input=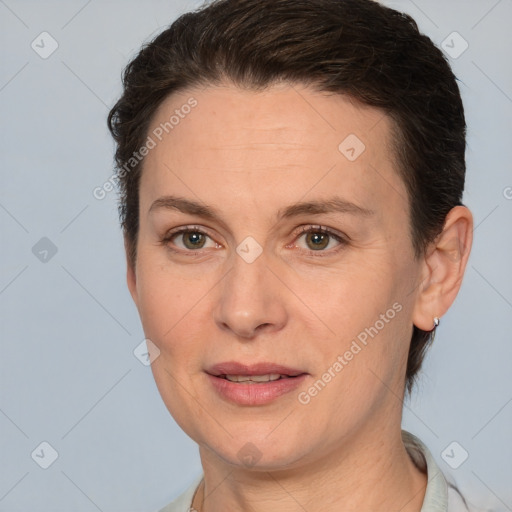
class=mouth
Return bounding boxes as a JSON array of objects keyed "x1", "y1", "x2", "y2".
[
  {"x1": 216, "y1": 373, "x2": 301, "y2": 383},
  {"x1": 205, "y1": 363, "x2": 308, "y2": 405},
  {"x1": 205, "y1": 361, "x2": 307, "y2": 380}
]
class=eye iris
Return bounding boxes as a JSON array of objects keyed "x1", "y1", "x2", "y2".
[
  {"x1": 183, "y1": 232, "x2": 205, "y2": 249},
  {"x1": 306, "y1": 232, "x2": 329, "y2": 250}
]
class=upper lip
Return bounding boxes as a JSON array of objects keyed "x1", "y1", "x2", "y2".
[{"x1": 206, "y1": 361, "x2": 306, "y2": 377}]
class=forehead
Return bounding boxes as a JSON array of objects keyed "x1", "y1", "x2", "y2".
[
  {"x1": 145, "y1": 83, "x2": 393, "y2": 160},
  {"x1": 139, "y1": 83, "x2": 407, "y2": 222}
]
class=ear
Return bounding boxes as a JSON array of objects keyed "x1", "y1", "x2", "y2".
[
  {"x1": 124, "y1": 235, "x2": 139, "y2": 308},
  {"x1": 412, "y1": 206, "x2": 473, "y2": 331}
]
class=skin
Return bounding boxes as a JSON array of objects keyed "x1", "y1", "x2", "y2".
[{"x1": 126, "y1": 82, "x2": 473, "y2": 512}]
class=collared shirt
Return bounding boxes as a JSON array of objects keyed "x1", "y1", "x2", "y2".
[{"x1": 156, "y1": 430, "x2": 480, "y2": 512}]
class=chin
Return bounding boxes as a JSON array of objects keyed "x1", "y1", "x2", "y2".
[{"x1": 200, "y1": 430, "x2": 309, "y2": 470}]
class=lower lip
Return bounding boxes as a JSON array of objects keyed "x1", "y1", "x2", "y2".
[{"x1": 206, "y1": 373, "x2": 307, "y2": 405}]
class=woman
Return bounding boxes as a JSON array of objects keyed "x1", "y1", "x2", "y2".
[{"x1": 108, "y1": 0, "x2": 478, "y2": 510}]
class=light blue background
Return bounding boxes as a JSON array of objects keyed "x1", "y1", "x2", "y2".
[{"x1": 1, "y1": 1, "x2": 511, "y2": 510}]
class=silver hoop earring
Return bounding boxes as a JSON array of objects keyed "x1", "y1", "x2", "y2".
[{"x1": 433, "y1": 317, "x2": 440, "y2": 328}]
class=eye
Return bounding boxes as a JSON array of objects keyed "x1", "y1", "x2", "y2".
[
  {"x1": 162, "y1": 227, "x2": 220, "y2": 252},
  {"x1": 293, "y1": 225, "x2": 347, "y2": 255},
  {"x1": 161, "y1": 225, "x2": 347, "y2": 257}
]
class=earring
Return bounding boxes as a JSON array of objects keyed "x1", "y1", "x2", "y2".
[{"x1": 433, "y1": 317, "x2": 440, "y2": 328}]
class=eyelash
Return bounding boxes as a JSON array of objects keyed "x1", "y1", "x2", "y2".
[{"x1": 160, "y1": 225, "x2": 348, "y2": 258}]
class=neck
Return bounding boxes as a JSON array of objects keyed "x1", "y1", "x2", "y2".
[{"x1": 194, "y1": 426, "x2": 427, "y2": 512}]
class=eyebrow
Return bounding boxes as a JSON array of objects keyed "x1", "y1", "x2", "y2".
[{"x1": 148, "y1": 195, "x2": 374, "y2": 221}]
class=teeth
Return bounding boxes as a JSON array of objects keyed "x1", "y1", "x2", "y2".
[{"x1": 225, "y1": 374, "x2": 284, "y2": 382}]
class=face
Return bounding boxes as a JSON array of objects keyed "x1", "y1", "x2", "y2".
[{"x1": 128, "y1": 83, "x2": 424, "y2": 471}]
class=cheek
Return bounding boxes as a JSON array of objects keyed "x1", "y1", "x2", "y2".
[
  {"x1": 133, "y1": 257, "x2": 221, "y2": 387},
  {"x1": 313, "y1": 262, "x2": 394, "y2": 333},
  {"x1": 135, "y1": 262, "x2": 190, "y2": 351},
  {"x1": 135, "y1": 244, "x2": 198, "y2": 321},
  {"x1": 136, "y1": 263, "x2": 209, "y2": 426},
  {"x1": 315, "y1": 257, "x2": 415, "y2": 378}
]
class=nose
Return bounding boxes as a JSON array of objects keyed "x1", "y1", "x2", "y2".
[{"x1": 213, "y1": 249, "x2": 288, "y2": 339}]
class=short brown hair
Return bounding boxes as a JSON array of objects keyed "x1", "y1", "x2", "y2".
[{"x1": 108, "y1": 0, "x2": 466, "y2": 394}]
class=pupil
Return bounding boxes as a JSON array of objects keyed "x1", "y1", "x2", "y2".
[{"x1": 307, "y1": 232, "x2": 328, "y2": 250}]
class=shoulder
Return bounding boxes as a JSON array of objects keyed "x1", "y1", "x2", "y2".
[
  {"x1": 447, "y1": 478, "x2": 495, "y2": 512},
  {"x1": 402, "y1": 430, "x2": 493, "y2": 512},
  {"x1": 155, "y1": 474, "x2": 203, "y2": 512},
  {"x1": 447, "y1": 482, "x2": 473, "y2": 512}
]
